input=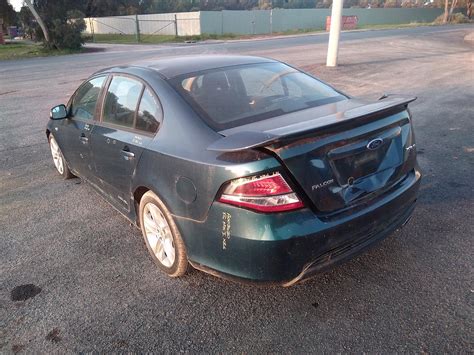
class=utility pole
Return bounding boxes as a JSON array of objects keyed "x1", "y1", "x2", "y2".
[
  {"x1": 135, "y1": 14, "x2": 140, "y2": 43},
  {"x1": 326, "y1": 0, "x2": 343, "y2": 67},
  {"x1": 174, "y1": 13, "x2": 178, "y2": 37},
  {"x1": 270, "y1": 8, "x2": 273, "y2": 34},
  {"x1": 89, "y1": 18, "x2": 95, "y2": 43}
]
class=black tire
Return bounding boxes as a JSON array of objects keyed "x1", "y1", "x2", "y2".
[
  {"x1": 48, "y1": 134, "x2": 74, "y2": 179},
  {"x1": 139, "y1": 191, "x2": 188, "y2": 277}
]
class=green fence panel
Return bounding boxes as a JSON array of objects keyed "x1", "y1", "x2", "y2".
[
  {"x1": 342, "y1": 8, "x2": 446, "y2": 25},
  {"x1": 201, "y1": 8, "x2": 460, "y2": 35},
  {"x1": 272, "y1": 9, "x2": 328, "y2": 32},
  {"x1": 200, "y1": 11, "x2": 223, "y2": 35}
]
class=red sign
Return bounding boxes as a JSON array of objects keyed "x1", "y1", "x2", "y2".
[{"x1": 326, "y1": 15, "x2": 359, "y2": 31}]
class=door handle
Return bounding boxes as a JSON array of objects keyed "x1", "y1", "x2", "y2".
[
  {"x1": 121, "y1": 149, "x2": 135, "y2": 160},
  {"x1": 79, "y1": 134, "x2": 88, "y2": 144}
]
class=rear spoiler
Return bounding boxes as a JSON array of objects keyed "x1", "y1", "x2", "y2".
[{"x1": 207, "y1": 96, "x2": 416, "y2": 152}]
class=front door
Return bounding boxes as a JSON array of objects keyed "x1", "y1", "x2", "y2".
[{"x1": 58, "y1": 76, "x2": 107, "y2": 178}]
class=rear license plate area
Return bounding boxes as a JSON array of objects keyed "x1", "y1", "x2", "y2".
[{"x1": 332, "y1": 144, "x2": 393, "y2": 185}]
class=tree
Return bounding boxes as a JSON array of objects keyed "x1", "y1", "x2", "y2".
[
  {"x1": 0, "y1": 0, "x2": 17, "y2": 27},
  {"x1": 23, "y1": 0, "x2": 87, "y2": 49},
  {"x1": 48, "y1": 10, "x2": 86, "y2": 49},
  {"x1": 84, "y1": 0, "x2": 142, "y2": 16},
  {"x1": 24, "y1": 0, "x2": 50, "y2": 42},
  {"x1": 19, "y1": 6, "x2": 36, "y2": 39},
  {"x1": 448, "y1": 0, "x2": 459, "y2": 16},
  {"x1": 442, "y1": 0, "x2": 464, "y2": 22}
]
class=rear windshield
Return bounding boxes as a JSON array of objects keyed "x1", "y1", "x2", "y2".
[{"x1": 170, "y1": 62, "x2": 346, "y2": 130}]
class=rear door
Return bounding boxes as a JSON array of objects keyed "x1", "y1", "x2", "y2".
[
  {"x1": 58, "y1": 76, "x2": 107, "y2": 177},
  {"x1": 90, "y1": 75, "x2": 162, "y2": 212}
]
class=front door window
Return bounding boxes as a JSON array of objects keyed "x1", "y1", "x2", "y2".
[{"x1": 70, "y1": 76, "x2": 106, "y2": 120}]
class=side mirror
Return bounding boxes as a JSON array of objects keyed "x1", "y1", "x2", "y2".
[{"x1": 50, "y1": 104, "x2": 68, "y2": 120}]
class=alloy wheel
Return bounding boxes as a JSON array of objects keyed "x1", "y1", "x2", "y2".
[
  {"x1": 49, "y1": 136, "x2": 64, "y2": 175},
  {"x1": 143, "y1": 202, "x2": 176, "y2": 268}
]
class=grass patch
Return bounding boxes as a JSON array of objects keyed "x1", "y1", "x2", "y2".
[
  {"x1": 84, "y1": 32, "x2": 238, "y2": 44},
  {"x1": 356, "y1": 22, "x2": 434, "y2": 30},
  {"x1": 0, "y1": 42, "x2": 81, "y2": 60},
  {"x1": 85, "y1": 33, "x2": 173, "y2": 44},
  {"x1": 182, "y1": 33, "x2": 238, "y2": 41},
  {"x1": 276, "y1": 28, "x2": 325, "y2": 35}
]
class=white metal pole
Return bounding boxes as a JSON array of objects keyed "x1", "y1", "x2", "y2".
[
  {"x1": 270, "y1": 9, "x2": 273, "y2": 35},
  {"x1": 326, "y1": 0, "x2": 344, "y2": 67}
]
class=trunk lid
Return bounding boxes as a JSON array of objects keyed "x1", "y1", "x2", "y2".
[{"x1": 209, "y1": 96, "x2": 417, "y2": 213}]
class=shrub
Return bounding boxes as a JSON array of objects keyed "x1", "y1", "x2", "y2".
[
  {"x1": 450, "y1": 12, "x2": 470, "y2": 23},
  {"x1": 434, "y1": 12, "x2": 470, "y2": 24},
  {"x1": 45, "y1": 10, "x2": 86, "y2": 50}
]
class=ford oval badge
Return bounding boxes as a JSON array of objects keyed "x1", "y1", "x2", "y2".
[{"x1": 367, "y1": 138, "x2": 383, "y2": 150}]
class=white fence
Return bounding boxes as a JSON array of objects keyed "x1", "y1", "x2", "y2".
[{"x1": 84, "y1": 12, "x2": 200, "y2": 37}]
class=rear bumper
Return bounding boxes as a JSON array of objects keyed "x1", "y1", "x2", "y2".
[
  {"x1": 282, "y1": 199, "x2": 415, "y2": 286},
  {"x1": 176, "y1": 168, "x2": 421, "y2": 285}
]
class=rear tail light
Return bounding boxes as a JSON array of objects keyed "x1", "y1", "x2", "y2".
[{"x1": 218, "y1": 172, "x2": 304, "y2": 213}]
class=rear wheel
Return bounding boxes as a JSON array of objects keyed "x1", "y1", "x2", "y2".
[
  {"x1": 49, "y1": 135, "x2": 74, "y2": 179},
  {"x1": 139, "y1": 191, "x2": 188, "y2": 277}
]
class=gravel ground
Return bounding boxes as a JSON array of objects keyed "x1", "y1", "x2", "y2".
[{"x1": 1, "y1": 26, "x2": 473, "y2": 353}]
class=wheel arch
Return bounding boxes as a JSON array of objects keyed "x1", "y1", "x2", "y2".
[
  {"x1": 133, "y1": 185, "x2": 151, "y2": 226},
  {"x1": 132, "y1": 185, "x2": 191, "y2": 265}
]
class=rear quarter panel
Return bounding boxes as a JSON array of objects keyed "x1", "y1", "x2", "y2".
[{"x1": 130, "y1": 73, "x2": 281, "y2": 222}]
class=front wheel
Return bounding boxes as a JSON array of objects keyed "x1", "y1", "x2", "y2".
[
  {"x1": 139, "y1": 191, "x2": 188, "y2": 277},
  {"x1": 49, "y1": 135, "x2": 74, "y2": 179}
]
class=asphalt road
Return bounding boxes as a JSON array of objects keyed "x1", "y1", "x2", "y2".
[{"x1": 1, "y1": 25, "x2": 473, "y2": 353}]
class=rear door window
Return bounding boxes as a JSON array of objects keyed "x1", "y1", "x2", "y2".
[
  {"x1": 136, "y1": 88, "x2": 161, "y2": 134},
  {"x1": 102, "y1": 76, "x2": 143, "y2": 128},
  {"x1": 70, "y1": 76, "x2": 106, "y2": 120}
]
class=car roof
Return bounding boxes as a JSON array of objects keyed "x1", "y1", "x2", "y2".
[{"x1": 97, "y1": 55, "x2": 277, "y2": 80}]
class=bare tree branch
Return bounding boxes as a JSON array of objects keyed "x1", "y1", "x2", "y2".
[
  {"x1": 443, "y1": 0, "x2": 449, "y2": 23},
  {"x1": 449, "y1": 0, "x2": 458, "y2": 17},
  {"x1": 24, "y1": 0, "x2": 50, "y2": 43}
]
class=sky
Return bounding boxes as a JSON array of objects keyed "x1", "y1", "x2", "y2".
[{"x1": 8, "y1": 0, "x2": 23, "y2": 11}]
